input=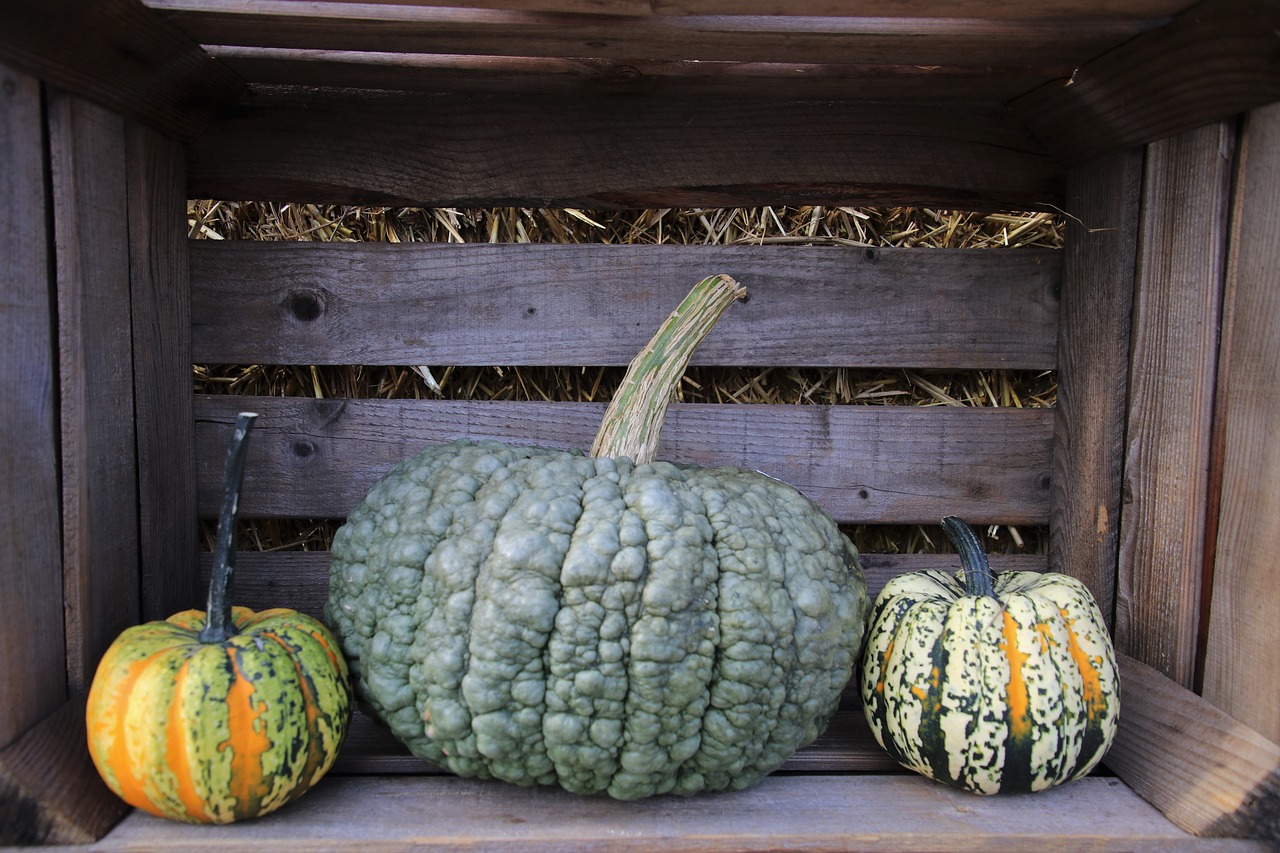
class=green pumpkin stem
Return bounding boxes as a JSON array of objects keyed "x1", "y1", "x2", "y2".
[
  {"x1": 591, "y1": 274, "x2": 746, "y2": 464},
  {"x1": 941, "y1": 515, "x2": 999, "y2": 600},
  {"x1": 199, "y1": 412, "x2": 258, "y2": 644}
]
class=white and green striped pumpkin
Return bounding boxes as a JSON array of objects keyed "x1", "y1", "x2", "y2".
[
  {"x1": 86, "y1": 414, "x2": 352, "y2": 823},
  {"x1": 859, "y1": 517, "x2": 1119, "y2": 795}
]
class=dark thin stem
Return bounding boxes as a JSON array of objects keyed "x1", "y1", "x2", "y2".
[
  {"x1": 941, "y1": 515, "x2": 998, "y2": 600},
  {"x1": 199, "y1": 412, "x2": 258, "y2": 644}
]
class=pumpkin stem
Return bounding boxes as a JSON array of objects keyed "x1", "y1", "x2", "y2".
[
  {"x1": 199, "y1": 412, "x2": 258, "y2": 644},
  {"x1": 942, "y1": 516, "x2": 999, "y2": 600},
  {"x1": 591, "y1": 274, "x2": 746, "y2": 463}
]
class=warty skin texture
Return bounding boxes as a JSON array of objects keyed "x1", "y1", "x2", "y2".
[{"x1": 326, "y1": 439, "x2": 868, "y2": 800}]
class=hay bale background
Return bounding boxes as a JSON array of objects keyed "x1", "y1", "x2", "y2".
[{"x1": 190, "y1": 201, "x2": 1061, "y2": 557}]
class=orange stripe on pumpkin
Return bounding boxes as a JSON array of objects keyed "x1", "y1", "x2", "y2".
[
  {"x1": 999, "y1": 610, "x2": 1032, "y2": 741},
  {"x1": 95, "y1": 648, "x2": 173, "y2": 818},
  {"x1": 1061, "y1": 608, "x2": 1108, "y2": 722},
  {"x1": 220, "y1": 647, "x2": 273, "y2": 818},
  {"x1": 165, "y1": 658, "x2": 210, "y2": 822}
]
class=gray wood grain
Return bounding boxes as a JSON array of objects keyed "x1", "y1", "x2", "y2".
[
  {"x1": 0, "y1": 64, "x2": 66, "y2": 747},
  {"x1": 191, "y1": 242, "x2": 1060, "y2": 369},
  {"x1": 1012, "y1": 0, "x2": 1280, "y2": 165},
  {"x1": 127, "y1": 121, "x2": 202, "y2": 620},
  {"x1": 1203, "y1": 101, "x2": 1280, "y2": 744},
  {"x1": 0, "y1": 0, "x2": 243, "y2": 140},
  {"x1": 1117, "y1": 123, "x2": 1233, "y2": 688},
  {"x1": 95, "y1": 774, "x2": 1217, "y2": 851},
  {"x1": 186, "y1": 90, "x2": 1060, "y2": 210},
  {"x1": 1048, "y1": 151, "x2": 1143, "y2": 630},
  {"x1": 150, "y1": 2, "x2": 1151, "y2": 70},
  {"x1": 48, "y1": 90, "x2": 141, "y2": 692},
  {"x1": 193, "y1": 395, "x2": 1054, "y2": 525}
]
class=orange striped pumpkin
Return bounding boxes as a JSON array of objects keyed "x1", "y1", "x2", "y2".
[
  {"x1": 86, "y1": 414, "x2": 351, "y2": 823},
  {"x1": 859, "y1": 516, "x2": 1119, "y2": 795}
]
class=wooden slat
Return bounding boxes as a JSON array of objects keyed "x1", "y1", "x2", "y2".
[
  {"x1": 48, "y1": 91, "x2": 141, "y2": 694},
  {"x1": 149, "y1": 2, "x2": 1154, "y2": 71},
  {"x1": 92, "y1": 774, "x2": 1240, "y2": 851},
  {"x1": 193, "y1": 396, "x2": 1055, "y2": 525},
  {"x1": 1203, "y1": 101, "x2": 1280, "y2": 744},
  {"x1": 209, "y1": 48, "x2": 1049, "y2": 102},
  {"x1": 1114, "y1": 123, "x2": 1233, "y2": 687},
  {"x1": 0, "y1": 698, "x2": 130, "y2": 845},
  {"x1": 187, "y1": 90, "x2": 1060, "y2": 210},
  {"x1": 297, "y1": 0, "x2": 1194, "y2": 16},
  {"x1": 1012, "y1": 0, "x2": 1280, "y2": 165},
  {"x1": 127, "y1": 121, "x2": 202, "y2": 621},
  {"x1": 1048, "y1": 151, "x2": 1143, "y2": 628},
  {"x1": 0, "y1": 64, "x2": 66, "y2": 747},
  {"x1": 1106, "y1": 653, "x2": 1280, "y2": 840},
  {"x1": 190, "y1": 243, "x2": 1060, "y2": 369},
  {"x1": 0, "y1": 0, "x2": 243, "y2": 141}
]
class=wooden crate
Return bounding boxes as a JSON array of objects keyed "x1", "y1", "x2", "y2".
[{"x1": 2, "y1": 0, "x2": 1278, "y2": 848}]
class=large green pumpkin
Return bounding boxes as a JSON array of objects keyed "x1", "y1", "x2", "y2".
[
  {"x1": 325, "y1": 276, "x2": 868, "y2": 800},
  {"x1": 859, "y1": 516, "x2": 1119, "y2": 795}
]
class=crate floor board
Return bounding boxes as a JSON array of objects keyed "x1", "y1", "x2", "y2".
[{"x1": 82, "y1": 775, "x2": 1266, "y2": 852}]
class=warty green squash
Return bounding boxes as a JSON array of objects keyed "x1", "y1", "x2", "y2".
[
  {"x1": 325, "y1": 275, "x2": 868, "y2": 800},
  {"x1": 859, "y1": 516, "x2": 1119, "y2": 795},
  {"x1": 86, "y1": 414, "x2": 352, "y2": 823}
]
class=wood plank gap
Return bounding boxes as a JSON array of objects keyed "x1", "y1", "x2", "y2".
[
  {"x1": 1115, "y1": 122, "x2": 1233, "y2": 686},
  {"x1": 190, "y1": 242, "x2": 1061, "y2": 369}
]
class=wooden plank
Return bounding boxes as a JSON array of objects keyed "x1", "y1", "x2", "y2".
[
  {"x1": 1106, "y1": 653, "x2": 1280, "y2": 841},
  {"x1": 192, "y1": 395, "x2": 1055, "y2": 525},
  {"x1": 0, "y1": 698, "x2": 130, "y2": 845},
  {"x1": 209, "y1": 48, "x2": 1049, "y2": 102},
  {"x1": 0, "y1": 64, "x2": 66, "y2": 747},
  {"x1": 1203, "y1": 101, "x2": 1280, "y2": 744},
  {"x1": 186, "y1": 90, "x2": 1060, "y2": 210},
  {"x1": 0, "y1": 0, "x2": 243, "y2": 141},
  {"x1": 1115, "y1": 123, "x2": 1233, "y2": 686},
  {"x1": 190, "y1": 243, "x2": 1061, "y2": 369},
  {"x1": 299, "y1": 0, "x2": 1194, "y2": 16},
  {"x1": 126, "y1": 121, "x2": 202, "y2": 621},
  {"x1": 92, "y1": 774, "x2": 1242, "y2": 851},
  {"x1": 1048, "y1": 150, "x2": 1143, "y2": 627},
  {"x1": 48, "y1": 91, "x2": 141, "y2": 694},
  {"x1": 149, "y1": 1, "x2": 1154, "y2": 71},
  {"x1": 1012, "y1": 0, "x2": 1280, "y2": 165}
]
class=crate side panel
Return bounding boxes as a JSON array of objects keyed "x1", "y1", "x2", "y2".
[
  {"x1": 0, "y1": 64, "x2": 66, "y2": 746},
  {"x1": 48, "y1": 90, "x2": 141, "y2": 692},
  {"x1": 127, "y1": 121, "x2": 201, "y2": 620},
  {"x1": 1049, "y1": 150, "x2": 1143, "y2": 627},
  {"x1": 1204, "y1": 100, "x2": 1280, "y2": 744},
  {"x1": 1117, "y1": 121, "x2": 1233, "y2": 687},
  {"x1": 191, "y1": 243, "x2": 1060, "y2": 369},
  {"x1": 186, "y1": 91, "x2": 1060, "y2": 210}
]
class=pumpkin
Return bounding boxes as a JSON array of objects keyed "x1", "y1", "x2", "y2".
[
  {"x1": 325, "y1": 275, "x2": 868, "y2": 800},
  {"x1": 86, "y1": 414, "x2": 352, "y2": 823},
  {"x1": 859, "y1": 516, "x2": 1119, "y2": 795}
]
